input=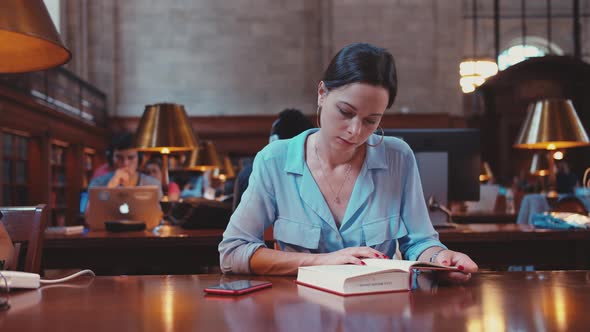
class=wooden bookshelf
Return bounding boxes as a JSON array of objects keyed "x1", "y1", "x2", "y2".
[
  {"x1": 0, "y1": 130, "x2": 30, "y2": 206},
  {"x1": 0, "y1": 68, "x2": 109, "y2": 226}
]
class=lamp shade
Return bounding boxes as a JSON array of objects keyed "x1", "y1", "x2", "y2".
[
  {"x1": 185, "y1": 140, "x2": 222, "y2": 171},
  {"x1": 135, "y1": 103, "x2": 198, "y2": 153},
  {"x1": 514, "y1": 99, "x2": 590, "y2": 149},
  {"x1": 529, "y1": 152, "x2": 550, "y2": 176},
  {"x1": 479, "y1": 161, "x2": 494, "y2": 182},
  {"x1": 0, "y1": 0, "x2": 71, "y2": 73},
  {"x1": 215, "y1": 156, "x2": 236, "y2": 180}
]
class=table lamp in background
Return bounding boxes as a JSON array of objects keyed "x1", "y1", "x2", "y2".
[
  {"x1": 185, "y1": 140, "x2": 223, "y2": 199},
  {"x1": 185, "y1": 140, "x2": 222, "y2": 172},
  {"x1": 479, "y1": 161, "x2": 494, "y2": 183},
  {"x1": 514, "y1": 99, "x2": 590, "y2": 197},
  {"x1": 216, "y1": 156, "x2": 236, "y2": 181},
  {"x1": 529, "y1": 152, "x2": 550, "y2": 177},
  {"x1": 1, "y1": 1, "x2": 71, "y2": 226},
  {"x1": 135, "y1": 103, "x2": 198, "y2": 211},
  {"x1": 0, "y1": 0, "x2": 71, "y2": 73},
  {"x1": 529, "y1": 151, "x2": 550, "y2": 193}
]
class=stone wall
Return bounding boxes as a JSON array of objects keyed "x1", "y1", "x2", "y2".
[{"x1": 61, "y1": 0, "x2": 589, "y2": 117}]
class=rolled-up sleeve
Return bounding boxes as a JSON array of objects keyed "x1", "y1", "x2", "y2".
[
  {"x1": 397, "y1": 150, "x2": 446, "y2": 261},
  {"x1": 219, "y1": 152, "x2": 277, "y2": 274}
]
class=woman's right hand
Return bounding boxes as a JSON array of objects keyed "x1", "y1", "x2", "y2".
[{"x1": 312, "y1": 247, "x2": 388, "y2": 266}]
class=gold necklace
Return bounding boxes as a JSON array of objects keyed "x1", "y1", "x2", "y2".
[{"x1": 314, "y1": 140, "x2": 353, "y2": 204}]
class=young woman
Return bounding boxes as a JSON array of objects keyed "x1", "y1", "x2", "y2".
[
  {"x1": 144, "y1": 157, "x2": 181, "y2": 201},
  {"x1": 219, "y1": 43, "x2": 477, "y2": 282}
]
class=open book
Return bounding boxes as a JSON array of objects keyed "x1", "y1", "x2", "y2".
[{"x1": 296, "y1": 259, "x2": 457, "y2": 296}]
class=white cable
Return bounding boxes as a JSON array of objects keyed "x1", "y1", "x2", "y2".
[{"x1": 40, "y1": 269, "x2": 95, "y2": 284}]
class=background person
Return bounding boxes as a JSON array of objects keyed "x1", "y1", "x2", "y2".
[
  {"x1": 143, "y1": 157, "x2": 181, "y2": 201},
  {"x1": 233, "y1": 108, "x2": 314, "y2": 210}
]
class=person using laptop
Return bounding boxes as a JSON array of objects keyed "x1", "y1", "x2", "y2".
[
  {"x1": 85, "y1": 132, "x2": 162, "y2": 218},
  {"x1": 90, "y1": 132, "x2": 161, "y2": 190}
]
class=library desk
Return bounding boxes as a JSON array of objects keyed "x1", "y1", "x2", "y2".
[
  {"x1": 2, "y1": 271, "x2": 590, "y2": 331},
  {"x1": 42, "y1": 224, "x2": 590, "y2": 275},
  {"x1": 451, "y1": 212, "x2": 517, "y2": 224},
  {"x1": 438, "y1": 224, "x2": 590, "y2": 270},
  {"x1": 43, "y1": 227, "x2": 224, "y2": 275}
]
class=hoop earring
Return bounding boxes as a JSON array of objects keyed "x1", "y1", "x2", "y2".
[
  {"x1": 367, "y1": 127, "x2": 384, "y2": 147},
  {"x1": 316, "y1": 106, "x2": 321, "y2": 128}
]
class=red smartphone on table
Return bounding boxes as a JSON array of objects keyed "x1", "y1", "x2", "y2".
[{"x1": 204, "y1": 280, "x2": 272, "y2": 295}]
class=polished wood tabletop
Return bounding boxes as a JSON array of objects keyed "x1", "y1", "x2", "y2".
[
  {"x1": 438, "y1": 224, "x2": 590, "y2": 270},
  {"x1": 42, "y1": 224, "x2": 590, "y2": 273},
  {"x1": 437, "y1": 223, "x2": 590, "y2": 242},
  {"x1": 2, "y1": 271, "x2": 590, "y2": 331},
  {"x1": 43, "y1": 227, "x2": 224, "y2": 275},
  {"x1": 44, "y1": 226, "x2": 224, "y2": 247}
]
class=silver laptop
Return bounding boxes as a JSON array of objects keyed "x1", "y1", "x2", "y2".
[{"x1": 86, "y1": 186, "x2": 162, "y2": 230}]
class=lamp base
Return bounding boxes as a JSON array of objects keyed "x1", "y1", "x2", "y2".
[{"x1": 152, "y1": 200, "x2": 179, "y2": 234}]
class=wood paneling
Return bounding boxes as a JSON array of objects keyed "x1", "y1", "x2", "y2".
[
  {"x1": 111, "y1": 113, "x2": 468, "y2": 157},
  {"x1": 0, "y1": 85, "x2": 109, "y2": 225}
]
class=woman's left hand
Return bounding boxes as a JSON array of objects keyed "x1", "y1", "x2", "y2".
[{"x1": 432, "y1": 249, "x2": 478, "y2": 284}]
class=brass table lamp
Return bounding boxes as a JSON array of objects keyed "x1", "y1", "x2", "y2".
[
  {"x1": 0, "y1": 0, "x2": 71, "y2": 73},
  {"x1": 479, "y1": 161, "x2": 494, "y2": 183},
  {"x1": 514, "y1": 99, "x2": 590, "y2": 197},
  {"x1": 185, "y1": 140, "x2": 222, "y2": 172},
  {"x1": 135, "y1": 103, "x2": 198, "y2": 201},
  {"x1": 529, "y1": 152, "x2": 550, "y2": 177}
]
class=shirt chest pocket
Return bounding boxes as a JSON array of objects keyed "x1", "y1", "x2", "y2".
[
  {"x1": 273, "y1": 217, "x2": 321, "y2": 250},
  {"x1": 362, "y1": 214, "x2": 408, "y2": 247}
]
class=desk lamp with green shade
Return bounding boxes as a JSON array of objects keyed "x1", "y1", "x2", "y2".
[
  {"x1": 0, "y1": 0, "x2": 71, "y2": 73},
  {"x1": 514, "y1": 99, "x2": 590, "y2": 198}
]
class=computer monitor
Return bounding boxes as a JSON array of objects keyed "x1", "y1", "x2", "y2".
[{"x1": 383, "y1": 128, "x2": 481, "y2": 225}]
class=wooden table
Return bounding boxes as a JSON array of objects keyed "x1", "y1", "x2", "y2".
[
  {"x1": 451, "y1": 212, "x2": 517, "y2": 224},
  {"x1": 2, "y1": 271, "x2": 590, "y2": 331},
  {"x1": 439, "y1": 224, "x2": 590, "y2": 270},
  {"x1": 43, "y1": 224, "x2": 590, "y2": 275},
  {"x1": 43, "y1": 226, "x2": 224, "y2": 275}
]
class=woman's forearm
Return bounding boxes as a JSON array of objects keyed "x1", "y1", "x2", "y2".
[{"x1": 250, "y1": 247, "x2": 321, "y2": 275}]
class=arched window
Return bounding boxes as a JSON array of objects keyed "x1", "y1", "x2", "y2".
[
  {"x1": 44, "y1": 0, "x2": 60, "y2": 32},
  {"x1": 498, "y1": 37, "x2": 563, "y2": 70}
]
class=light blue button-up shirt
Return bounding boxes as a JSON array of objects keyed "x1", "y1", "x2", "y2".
[{"x1": 219, "y1": 129, "x2": 445, "y2": 274}]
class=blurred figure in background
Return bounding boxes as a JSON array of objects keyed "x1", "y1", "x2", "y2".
[
  {"x1": 233, "y1": 108, "x2": 314, "y2": 210},
  {"x1": 89, "y1": 132, "x2": 161, "y2": 190},
  {"x1": 556, "y1": 160, "x2": 579, "y2": 194},
  {"x1": 144, "y1": 157, "x2": 181, "y2": 201}
]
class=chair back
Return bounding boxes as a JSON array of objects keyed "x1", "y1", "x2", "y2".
[{"x1": 0, "y1": 204, "x2": 47, "y2": 273}]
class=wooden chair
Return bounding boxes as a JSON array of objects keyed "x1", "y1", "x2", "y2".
[{"x1": 0, "y1": 204, "x2": 48, "y2": 273}]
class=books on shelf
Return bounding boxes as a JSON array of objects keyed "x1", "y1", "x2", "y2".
[
  {"x1": 296, "y1": 259, "x2": 457, "y2": 296},
  {"x1": 45, "y1": 225, "x2": 84, "y2": 235}
]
